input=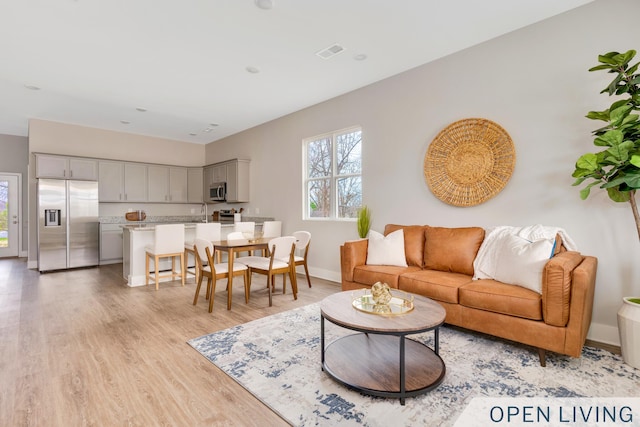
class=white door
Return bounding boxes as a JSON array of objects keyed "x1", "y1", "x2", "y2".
[{"x1": 0, "y1": 174, "x2": 20, "y2": 257}]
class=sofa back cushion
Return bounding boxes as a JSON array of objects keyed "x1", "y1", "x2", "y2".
[
  {"x1": 384, "y1": 224, "x2": 426, "y2": 267},
  {"x1": 424, "y1": 226, "x2": 485, "y2": 276}
]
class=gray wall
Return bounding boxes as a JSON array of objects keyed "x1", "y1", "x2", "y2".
[
  {"x1": 205, "y1": 0, "x2": 640, "y2": 345},
  {"x1": 0, "y1": 134, "x2": 29, "y2": 253}
]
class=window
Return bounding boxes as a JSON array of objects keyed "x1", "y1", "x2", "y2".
[{"x1": 303, "y1": 127, "x2": 362, "y2": 219}]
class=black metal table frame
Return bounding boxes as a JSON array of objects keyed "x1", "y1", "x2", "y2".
[{"x1": 320, "y1": 313, "x2": 445, "y2": 405}]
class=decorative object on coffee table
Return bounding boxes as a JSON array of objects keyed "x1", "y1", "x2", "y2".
[
  {"x1": 352, "y1": 285, "x2": 415, "y2": 316},
  {"x1": 424, "y1": 118, "x2": 515, "y2": 207}
]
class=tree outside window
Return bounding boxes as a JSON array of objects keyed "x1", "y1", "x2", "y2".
[{"x1": 304, "y1": 127, "x2": 362, "y2": 219}]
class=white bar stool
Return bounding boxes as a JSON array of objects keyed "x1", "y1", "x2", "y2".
[{"x1": 145, "y1": 224, "x2": 185, "y2": 290}]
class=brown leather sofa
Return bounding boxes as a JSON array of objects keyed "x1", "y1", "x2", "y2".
[{"x1": 340, "y1": 224, "x2": 598, "y2": 366}]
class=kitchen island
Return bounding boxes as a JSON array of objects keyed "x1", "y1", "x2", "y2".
[{"x1": 121, "y1": 222, "x2": 235, "y2": 287}]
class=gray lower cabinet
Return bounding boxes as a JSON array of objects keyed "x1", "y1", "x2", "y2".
[{"x1": 100, "y1": 224, "x2": 123, "y2": 264}]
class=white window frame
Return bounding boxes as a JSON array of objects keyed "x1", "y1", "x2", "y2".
[{"x1": 302, "y1": 126, "x2": 362, "y2": 221}]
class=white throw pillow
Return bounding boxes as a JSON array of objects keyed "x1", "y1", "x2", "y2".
[
  {"x1": 366, "y1": 230, "x2": 408, "y2": 267},
  {"x1": 492, "y1": 234, "x2": 555, "y2": 294}
]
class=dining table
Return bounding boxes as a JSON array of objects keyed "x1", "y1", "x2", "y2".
[{"x1": 211, "y1": 236, "x2": 273, "y2": 310}]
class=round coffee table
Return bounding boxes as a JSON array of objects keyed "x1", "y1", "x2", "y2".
[{"x1": 320, "y1": 290, "x2": 446, "y2": 405}]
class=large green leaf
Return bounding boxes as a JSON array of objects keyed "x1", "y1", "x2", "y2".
[
  {"x1": 572, "y1": 168, "x2": 591, "y2": 179},
  {"x1": 594, "y1": 130, "x2": 623, "y2": 147},
  {"x1": 589, "y1": 64, "x2": 613, "y2": 72},
  {"x1": 580, "y1": 181, "x2": 601, "y2": 199},
  {"x1": 575, "y1": 153, "x2": 599, "y2": 171},
  {"x1": 606, "y1": 140, "x2": 634, "y2": 162},
  {"x1": 631, "y1": 154, "x2": 640, "y2": 168},
  {"x1": 603, "y1": 170, "x2": 640, "y2": 189},
  {"x1": 607, "y1": 187, "x2": 631, "y2": 202},
  {"x1": 572, "y1": 176, "x2": 588, "y2": 185},
  {"x1": 610, "y1": 105, "x2": 633, "y2": 124},
  {"x1": 606, "y1": 74, "x2": 624, "y2": 95},
  {"x1": 586, "y1": 110, "x2": 609, "y2": 121},
  {"x1": 621, "y1": 114, "x2": 639, "y2": 126},
  {"x1": 597, "y1": 52, "x2": 620, "y2": 65},
  {"x1": 620, "y1": 50, "x2": 637, "y2": 66}
]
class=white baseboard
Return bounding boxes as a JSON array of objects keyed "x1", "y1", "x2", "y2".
[
  {"x1": 587, "y1": 322, "x2": 620, "y2": 347},
  {"x1": 304, "y1": 266, "x2": 340, "y2": 285}
]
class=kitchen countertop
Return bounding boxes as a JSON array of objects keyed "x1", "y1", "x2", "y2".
[
  {"x1": 120, "y1": 222, "x2": 236, "y2": 231},
  {"x1": 101, "y1": 215, "x2": 274, "y2": 225}
]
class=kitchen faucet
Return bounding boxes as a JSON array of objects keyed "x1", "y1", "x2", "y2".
[{"x1": 201, "y1": 203, "x2": 208, "y2": 223}]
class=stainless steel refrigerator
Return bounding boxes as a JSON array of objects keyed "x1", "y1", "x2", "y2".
[{"x1": 38, "y1": 179, "x2": 99, "y2": 272}]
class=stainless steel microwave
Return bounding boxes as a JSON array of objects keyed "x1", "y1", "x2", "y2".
[{"x1": 209, "y1": 182, "x2": 226, "y2": 202}]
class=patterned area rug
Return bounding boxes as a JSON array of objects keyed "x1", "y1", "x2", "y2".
[{"x1": 187, "y1": 303, "x2": 640, "y2": 427}]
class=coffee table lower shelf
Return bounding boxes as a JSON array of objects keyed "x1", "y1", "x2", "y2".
[{"x1": 322, "y1": 333, "x2": 445, "y2": 404}]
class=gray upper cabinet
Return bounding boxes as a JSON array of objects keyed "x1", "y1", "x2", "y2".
[
  {"x1": 148, "y1": 166, "x2": 188, "y2": 202},
  {"x1": 123, "y1": 163, "x2": 147, "y2": 202},
  {"x1": 203, "y1": 159, "x2": 250, "y2": 203},
  {"x1": 99, "y1": 161, "x2": 147, "y2": 202},
  {"x1": 212, "y1": 164, "x2": 227, "y2": 183},
  {"x1": 225, "y1": 159, "x2": 250, "y2": 203},
  {"x1": 187, "y1": 168, "x2": 203, "y2": 203},
  {"x1": 147, "y1": 165, "x2": 170, "y2": 202},
  {"x1": 36, "y1": 154, "x2": 98, "y2": 180},
  {"x1": 43, "y1": 154, "x2": 202, "y2": 204},
  {"x1": 98, "y1": 161, "x2": 125, "y2": 201}
]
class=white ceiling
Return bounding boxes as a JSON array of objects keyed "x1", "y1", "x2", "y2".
[{"x1": 0, "y1": 0, "x2": 594, "y2": 144}]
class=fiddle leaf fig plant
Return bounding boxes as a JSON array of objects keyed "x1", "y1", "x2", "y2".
[
  {"x1": 357, "y1": 205, "x2": 371, "y2": 238},
  {"x1": 572, "y1": 49, "x2": 640, "y2": 240}
]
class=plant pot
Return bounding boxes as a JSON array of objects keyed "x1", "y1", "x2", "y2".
[{"x1": 617, "y1": 296, "x2": 640, "y2": 369}]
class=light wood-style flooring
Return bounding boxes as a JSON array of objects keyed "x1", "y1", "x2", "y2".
[{"x1": 0, "y1": 258, "x2": 340, "y2": 426}]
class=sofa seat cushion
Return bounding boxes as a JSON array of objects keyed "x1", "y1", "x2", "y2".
[
  {"x1": 353, "y1": 265, "x2": 421, "y2": 289},
  {"x1": 459, "y1": 279, "x2": 542, "y2": 320},
  {"x1": 398, "y1": 270, "x2": 472, "y2": 304}
]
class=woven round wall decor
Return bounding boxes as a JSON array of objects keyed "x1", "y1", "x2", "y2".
[{"x1": 424, "y1": 118, "x2": 515, "y2": 207}]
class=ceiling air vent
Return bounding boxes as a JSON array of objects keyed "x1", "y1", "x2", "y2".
[{"x1": 316, "y1": 43, "x2": 345, "y2": 60}]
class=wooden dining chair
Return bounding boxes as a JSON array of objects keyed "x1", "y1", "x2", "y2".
[
  {"x1": 236, "y1": 236, "x2": 297, "y2": 307},
  {"x1": 185, "y1": 222, "x2": 221, "y2": 282},
  {"x1": 192, "y1": 238, "x2": 248, "y2": 312},
  {"x1": 260, "y1": 220, "x2": 282, "y2": 256},
  {"x1": 288, "y1": 231, "x2": 312, "y2": 288}
]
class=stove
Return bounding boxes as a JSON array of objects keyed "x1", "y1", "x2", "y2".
[{"x1": 218, "y1": 209, "x2": 235, "y2": 224}]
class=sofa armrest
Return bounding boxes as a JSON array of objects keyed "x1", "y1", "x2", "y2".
[
  {"x1": 564, "y1": 255, "x2": 597, "y2": 357},
  {"x1": 542, "y1": 251, "x2": 584, "y2": 327},
  {"x1": 340, "y1": 239, "x2": 368, "y2": 282}
]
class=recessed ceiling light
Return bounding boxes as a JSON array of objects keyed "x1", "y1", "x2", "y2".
[
  {"x1": 120, "y1": 120, "x2": 131, "y2": 125},
  {"x1": 353, "y1": 53, "x2": 368, "y2": 61},
  {"x1": 255, "y1": 0, "x2": 273, "y2": 10},
  {"x1": 316, "y1": 43, "x2": 345, "y2": 60},
  {"x1": 135, "y1": 107, "x2": 147, "y2": 112},
  {"x1": 24, "y1": 84, "x2": 41, "y2": 90},
  {"x1": 246, "y1": 66, "x2": 261, "y2": 74},
  {"x1": 209, "y1": 123, "x2": 219, "y2": 127},
  {"x1": 189, "y1": 132, "x2": 198, "y2": 136}
]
